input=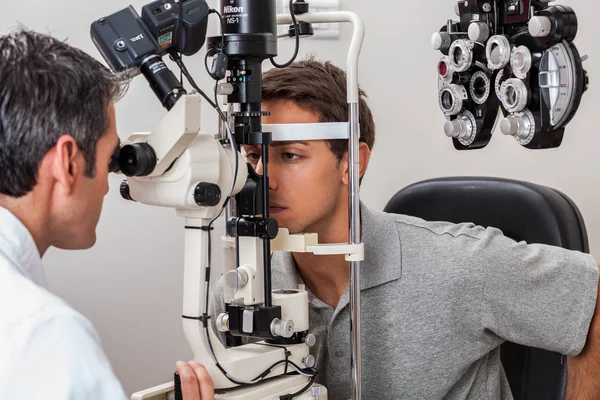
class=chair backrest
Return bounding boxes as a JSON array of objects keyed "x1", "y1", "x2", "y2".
[{"x1": 384, "y1": 176, "x2": 589, "y2": 400}]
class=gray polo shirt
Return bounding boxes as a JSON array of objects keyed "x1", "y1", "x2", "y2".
[{"x1": 212, "y1": 204, "x2": 599, "y2": 399}]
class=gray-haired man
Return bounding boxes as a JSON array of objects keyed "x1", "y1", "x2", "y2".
[{"x1": 0, "y1": 29, "x2": 213, "y2": 400}]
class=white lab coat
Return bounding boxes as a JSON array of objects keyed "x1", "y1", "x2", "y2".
[{"x1": 0, "y1": 206, "x2": 127, "y2": 399}]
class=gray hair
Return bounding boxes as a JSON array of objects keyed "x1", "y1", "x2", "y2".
[{"x1": 0, "y1": 28, "x2": 129, "y2": 197}]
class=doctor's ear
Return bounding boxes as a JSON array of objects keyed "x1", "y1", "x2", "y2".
[{"x1": 51, "y1": 135, "x2": 84, "y2": 194}]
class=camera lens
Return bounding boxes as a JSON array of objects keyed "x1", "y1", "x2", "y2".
[
  {"x1": 439, "y1": 84, "x2": 467, "y2": 116},
  {"x1": 486, "y1": 35, "x2": 511, "y2": 71},
  {"x1": 500, "y1": 78, "x2": 528, "y2": 113},
  {"x1": 448, "y1": 40, "x2": 473, "y2": 73},
  {"x1": 441, "y1": 90, "x2": 454, "y2": 111},
  {"x1": 505, "y1": 86, "x2": 517, "y2": 108},
  {"x1": 438, "y1": 60, "x2": 449, "y2": 78},
  {"x1": 452, "y1": 47, "x2": 463, "y2": 66},
  {"x1": 118, "y1": 143, "x2": 157, "y2": 177},
  {"x1": 469, "y1": 71, "x2": 491, "y2": 105},
  {"x1": 474, "y1": 79, "x2": 486, "y2": 97},
  {"x1": 490, "y1": 44, "x2": 501, "y2": 65}
]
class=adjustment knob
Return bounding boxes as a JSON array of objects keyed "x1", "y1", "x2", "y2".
[
  {"x1": 468, "y1": 22, "x2": 490, "y2": 43},
  {"x1": 431, "y1": 32, "x2": 452, "y2": 52},
  {"x1": 303, "y1": 355, "x2": 316, "y2": 368},
  {"x1": 226, "y1": 269, "x2": 249, "y2": 290},
  {"x1": 216, "y1": 313, "x2": 230, "y2": 332},
  {"x1": 304, "y1": 333, "x2": 317, "y2": 347},
  {"x1": 292, "y1": 0, "x2": 310, "y2": 15},
  {"x1": 500, "y1": 112, "x2": 534, "y2": 142},
  {"x1": 216, "y1": 83, "x2": 234, "y2": 96},
  {"x1": 444, "y1": 119, "x2": 471, "y2": 139},
  {"x1": 529, "y1": 16, "x2": 552, "y2": 38},
  {"x1": 258, "y1": 218, "x2": 279, "y2": 240},
  {"x1": 444, "y1": 119, "x2": 461, "y2": 138},
  {"x1": 500, "y1": 116, "x2": 519, "y2": 136},
  {"x1": 194, "y1": 183, "x2": 221, "y2": 207},
  {"x1": 270, "y1": 318, "x2": 295, "y2": 338},
  {"x1": 120, "y1": 180, "x2": 135, "y2": 202}
]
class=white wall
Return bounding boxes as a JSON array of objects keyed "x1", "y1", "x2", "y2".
[{"x1": 2, "y1": 0, "x2": 599, "y2": 396}]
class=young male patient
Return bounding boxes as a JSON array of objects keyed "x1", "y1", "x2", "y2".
[{"x1": 210, "y1": 58, "x2": 600, "y2": 400}]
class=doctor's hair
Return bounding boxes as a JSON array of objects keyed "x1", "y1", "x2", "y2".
[
  {"x1": 261, "y1": 57, "x2": 376, "y2": 163},
  {"x1": 0, "y1": 28, "x2": 129, "y2": 198}
]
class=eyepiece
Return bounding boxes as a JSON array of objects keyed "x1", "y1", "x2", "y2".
[{"x1": 119, "y1": 143, "x2": 157, "y2": 177}]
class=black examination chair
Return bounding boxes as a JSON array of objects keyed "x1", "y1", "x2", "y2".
[{"x1": 384, "y1": 177, "x2": 589, "y2": 400}]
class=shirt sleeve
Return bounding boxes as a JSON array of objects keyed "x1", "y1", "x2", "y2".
[
  {"x1": 0, "y1": 310, "x2": 127, "y2": 400},
  {"x1": 479, "y1": 226, "x2": 599, "y2": 356}
]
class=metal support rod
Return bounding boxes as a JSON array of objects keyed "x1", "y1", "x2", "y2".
[
  {"x1": 276, "y1": 11, "x2": 365, "y2": 399},
  {"x1": 348, "y1": 103, "x2": 361, "y2": 399},
  {"x1": 262, "y1": 142, "x2": 273, "y2": 307}
]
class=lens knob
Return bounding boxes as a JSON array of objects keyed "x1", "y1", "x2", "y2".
[
  {"x1": 468, "y1": 22, "x2": 489, "y2": 43},
  {"x1": 500, "y1": 116, "x2": 519, "y2": 136},
  {"x1": 119, "y1": 143, "x2": 157, "y2": 177},
  {"x1": 303, "y1": 355, "x2": 316, "y2": 368},
  {"x1": 226, "y1": 269, "x2": 249, "y2": 290},
  {"x1": 194, "y1": 183, "x2": 222, "y2": 207},
  {"x1": 120, "y1": 180, "x2": 135, "y2": 202},
  {"x1": 500, "y1": 114, "x2": 534, "y2": 142},
  {"x1": 529, "y1": 16, "x2": 553, "y2": 38},
  {"x1": 444, "y1": 119, "x2": 465, "y2": 138},
  {"x1": 444, "y1": 116, "x2": 474, "y2": 141},
  {"x1": 216, "y1": 313, "x2": 230, "y2": 332},
  {"x1": 271, "y1": 318, "x2": 295, "y2": 338},
  {"x1": 304, "y1": 333, "x2": 316, "y2": 347},
  {"x1": 431, "y1": 32, "x2": 451, "y2": 52}
]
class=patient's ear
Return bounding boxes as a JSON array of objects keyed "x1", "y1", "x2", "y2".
[{"x1": 342, "y1": 142, "x2": 372, "y2": 185}]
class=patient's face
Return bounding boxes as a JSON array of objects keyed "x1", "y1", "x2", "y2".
[{"x1": 243, "y1": 100, "x2": 346, "y2": 235}]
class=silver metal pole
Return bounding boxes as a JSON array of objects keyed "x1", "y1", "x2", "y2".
[{"x1": 348, "y1": 102, "x2": 361, "y2": 399}]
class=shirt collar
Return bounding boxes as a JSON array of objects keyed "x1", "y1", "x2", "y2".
[
  {"x1": 271, "y1": 203, "x2": 402, "y2": 295},
  {"x1": 0, "y1": 205, "x2": 46, "y2": 286}
]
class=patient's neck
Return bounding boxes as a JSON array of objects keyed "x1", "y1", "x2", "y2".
[{"x1": 292, "y1": 204, "x2": 351, "y2": 309}]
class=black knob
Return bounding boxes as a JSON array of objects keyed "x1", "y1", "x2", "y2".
[
  {"x1": 288, "y1": 21, "x2": 314, "y2": 38},
  {"x1": 226, "y1": 217, "x2": 239, "y2": 237},
  {"x1": 258, "y1": 218, "x2": 279, "y2": 240},
  {"x1": 194, "y1": 183, "x2": 222, "y2": 207},
  {"x1": 226, "y1": 217, "x2": 278, "y2": 239},
  {"x1": 292, "y1": 0, "x2": 309, "y2": 15},
  {"x1": 120, "y1": 180, "x2": 135, "y2": 202},
  {"x1": 118, "y1": 143, "x2": 157, "y2": 177}
]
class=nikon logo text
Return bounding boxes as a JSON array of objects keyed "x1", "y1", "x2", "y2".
[{"x1": 224, "y1": 6, "x2": 244, "y2": 13}]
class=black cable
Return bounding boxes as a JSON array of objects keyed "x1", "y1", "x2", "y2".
[
  {"x1": 279, "y1": 370, "x2": 318, "y2": 400},
  {"x1": 270, "y1": 0, "x2": 300, "y2": 68},
  {"x1": 205, "y1": 9, "x2": 226, "y2": 81},
  {"x1": 211, "y1": 9, "x2": 225, "y2": 51},
  {"x1": 173, "y1": 54, "x2": 219, "y2": 110}
]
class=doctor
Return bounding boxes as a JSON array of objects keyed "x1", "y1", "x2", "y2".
[{"x1": 0, "y1": 29, "x2": 213, "y2": 399}]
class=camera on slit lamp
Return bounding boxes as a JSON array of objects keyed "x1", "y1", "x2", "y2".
[{"x1": 431, "y1": 0, "x2": 589, "y2": 150}]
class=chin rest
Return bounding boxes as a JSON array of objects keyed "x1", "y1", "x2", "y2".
[{"x1": 384, "y1": 176, "x2": 589, "y2": 400}]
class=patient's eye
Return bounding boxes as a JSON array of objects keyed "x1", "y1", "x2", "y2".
[
  {"x1": 282, "y1": 152, "x2": 301, "y2": 162},
  {"x1": 245, "y1": 151, "x2": 261, "y2": 163}
]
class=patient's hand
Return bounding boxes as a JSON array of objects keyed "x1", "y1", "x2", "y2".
[{"x1": 176, "y1": 360, "x2": 215, "y2": 400}]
